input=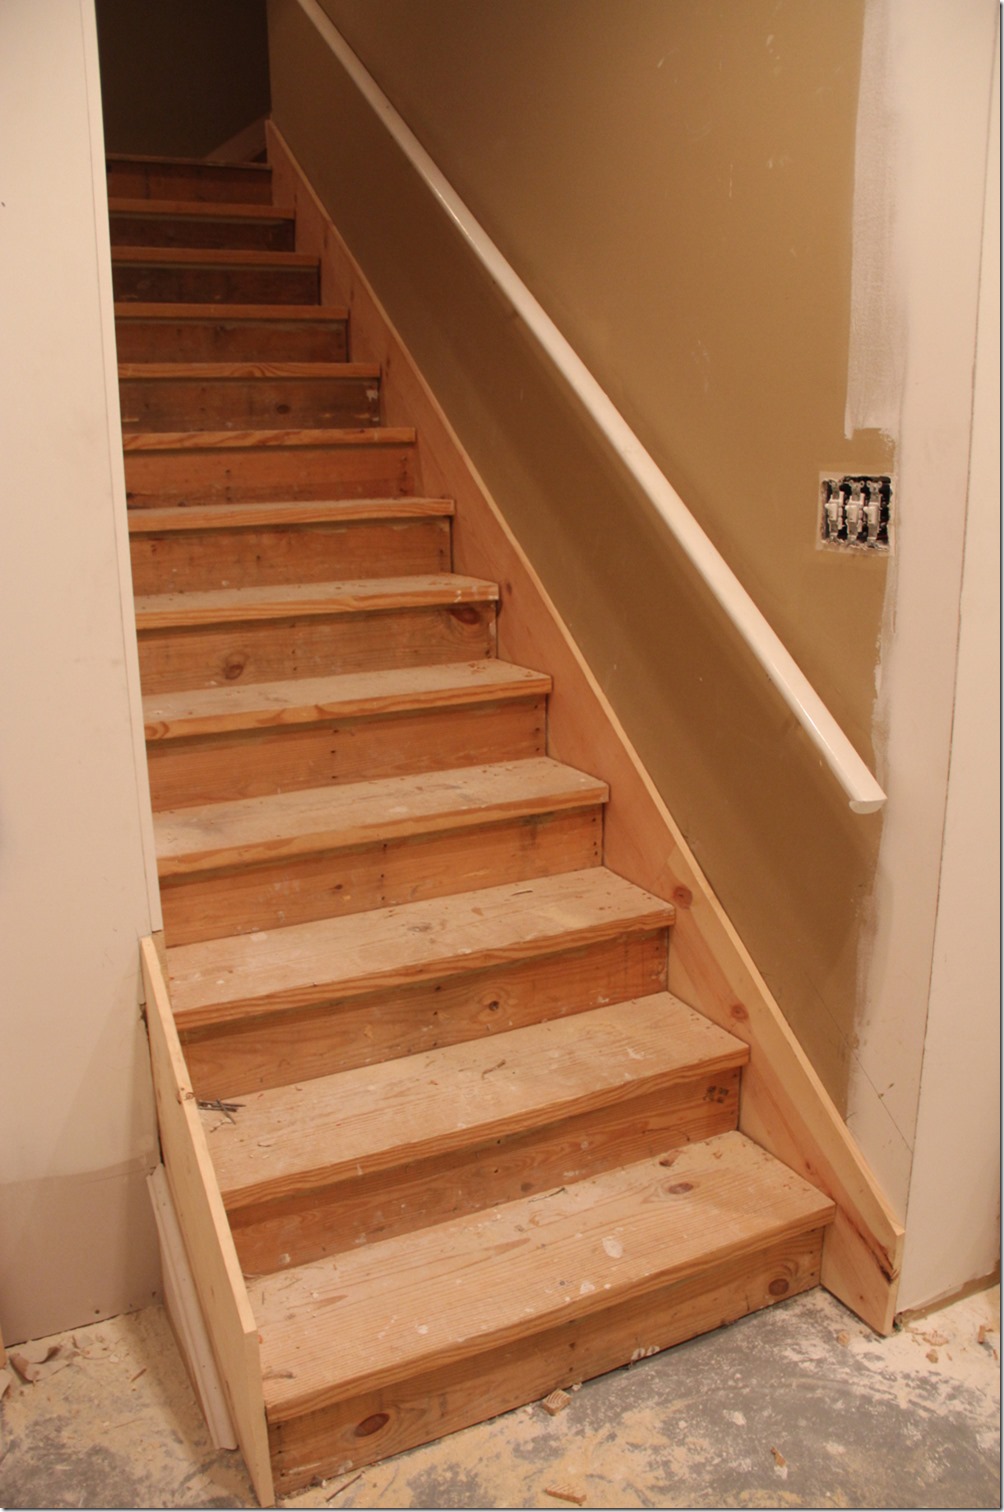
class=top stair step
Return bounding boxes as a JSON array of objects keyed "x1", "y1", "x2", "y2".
[{"x1": 107, "y1": 154, "x2": 273, "y2": 204}]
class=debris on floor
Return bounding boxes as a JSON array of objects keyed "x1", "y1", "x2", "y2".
[
  {"x1": 540, "y1": 1387, "x2": 572, "y2": 1416},
  {"x1": 543, "y1": 1485, "x2": 587, "y2": 1506},
  {"x1": 9, "y1": 1341, "x2": 78, "y2": 1384},
  {"x1": 0, "y1": 1285, "x2": 998, "y2": 1510}
]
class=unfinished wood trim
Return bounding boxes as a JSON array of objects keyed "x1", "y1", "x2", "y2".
[
  {"x1": 206, "y1": 116, "x2": 269, "y2": 165},
  {"x1": 267, "y1": 120, "x2": 905, "y2": 1334},
  {"x1": 134, "y1": 573, "x2": 498, "y2": 628},
  {"x1": 109, "y1": 199, "x2": 295, "y2": 225},
  {"x1": 128, "y1": 499, "x2": 453, "y2": 533},
  {"x1": 114, "y1": 301, "x2": 349, "y2": 322},
  {"x1": 107, "y1": 151, "x2": 271, "y2": 173},
  {"x1": 112, "y1": 245, "x2": 316, "y2": 270},
  {"x1": 147, "y1": 1165, "x2": 237, "y2": 1451},
  {"x1": 116, "y1": 359, "x2": 381, "y2": 381},
  {"x1": 122, "y1": 425, "x2": 414, "y2": 452},
  {"x1": 140, "y1": 935, "x2": 274, "y2": 1504}
]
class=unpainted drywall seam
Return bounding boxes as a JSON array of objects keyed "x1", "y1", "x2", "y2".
[{"x1": 844, "y1": 0, "x2": 904, "y2": 441}]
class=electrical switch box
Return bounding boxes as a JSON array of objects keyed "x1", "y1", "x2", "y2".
[{"x1": 818, "y1": 474, "x2": 893, "y2": 552}]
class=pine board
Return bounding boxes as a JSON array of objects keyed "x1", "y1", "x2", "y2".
[
  {"x1": 139, "y1": 937, "x2": 274, "y2": 1504},
  {"x1": 167, "y1": 869, "x2": 675, "y2": 1028},
  {"x1": 267, "y1": 1230, "x2": 824, "y2": 1493},
  {"x1": 114, "y1": 304, "x2": 350, "y2": 363},
  {"x1": 156, "y1": 757, "x2": 605, "y2": 874},
  {"x1": 181, "y1": 930, "x2": 669, "y2": 1101},
  {"x1": 137, "y1": 601, "x2": 497, "y2": 695},
  {"x1": 134, "y1": 574, "x2": 498, "y2": 629},
  {"x1": 207, "y1": 995, "x2": 747, "y2": 1210},
  {"x1": 160, "y1": 808, "x2": 601, "y2": 946},
  {"x1": 230, "y1": 1072, "x2": 743, "y2": 1274},
  {"x1": 143, "y1": 659, "x2": 544, "y2": 741},
  {"x1": 123, "y1": 427, "x2": 417, "y2": 504},
  {"x1": 145, "y1": 695, "x2": 547, "y2": 811},
  {"x1": 254, "y1": 1132, "x2": 834, "y2": 1421}
]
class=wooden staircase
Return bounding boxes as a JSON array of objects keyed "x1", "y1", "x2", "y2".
[{"x1": 111, "y1": 151, "x2": 836, "y2": 1501}]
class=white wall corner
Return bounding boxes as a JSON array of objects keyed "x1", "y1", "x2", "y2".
[
  {"x1": 849, "y1": 0, "x2": 1001, "y2": 1301},
  {"x1": 897, "y1": 20, "x2": 1001, "y2": 1311}
]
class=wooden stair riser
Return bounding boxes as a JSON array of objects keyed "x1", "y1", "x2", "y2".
[
  {"x1": 119, "y1": 368, "x2": 380, "y2": 434},
  {"x1": 130, "y1": 516, "x2": 450, "y2": 596},
  {"x1": 180, "y1": 930, "x2": 670, "y2": 1100},
  {"x1": 230, "y1": 1070, "x2": 743, "y2": 1275},
  {"x1": 145, "y1": 693, "x2": 548, "y2": 810},
  {"x1": 167, "y1": 873, "x2": 673, "y2": 1033},
  {"x1": 106, "y1": 157, "x2": 273, "y2": 203},
  {"x1": 109, "y1": 204, "x2": 296, "y2": 252},
  {"x1": 255, "y1": 1137, "x2": 833, "y2": 1415},
  {"x1": 160, "y1": 807, "x2": 602, "y2": 946},
  {"x1": 114, "y1": 306, "x2": 350, "y2": 364},
  {"x1": 265, "y1": 1230, "x2": 823, "y2": 1495},
  {"x1": 113, "y1": 253, "x2": 320, "y2": 307},
  {"x1": 124, "y1": 433, "x2": 417, "y2": 506},
  {"x1": 137, "y1": 603, "x2": 497, "y2": 694}
]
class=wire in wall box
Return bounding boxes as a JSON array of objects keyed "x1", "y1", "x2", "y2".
[{"x1": 818, "y1": 474, "x2": 893, "y2": 552}]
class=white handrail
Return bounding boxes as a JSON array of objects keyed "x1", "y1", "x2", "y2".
[{"x1": 297, "y1": 0, "x2": 887, "y2": 815}]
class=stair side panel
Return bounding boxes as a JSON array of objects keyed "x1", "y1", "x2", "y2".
[{"x1": 139, "y1": 936, "x2": 273, "y2": 1505}]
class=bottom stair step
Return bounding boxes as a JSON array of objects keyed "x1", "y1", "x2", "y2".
[{"x1": 254, "y1": 1131, "x2": 835, "y2": 1492}]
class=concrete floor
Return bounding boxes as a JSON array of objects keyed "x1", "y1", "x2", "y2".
[{"x1": 0, "y1": 1284, "x2": 998, "y2": 1509}]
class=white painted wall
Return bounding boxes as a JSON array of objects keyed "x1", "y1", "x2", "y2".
[
  {"x1": 0, "y1": 0, "x2": 162, "y2": 1342},
  {"x1": 846, "y1": 0, "x2": 1000, "y2": 1306},
  {"x1": 898, "y1": 37, "x2": 1000, "y2": 1310}
]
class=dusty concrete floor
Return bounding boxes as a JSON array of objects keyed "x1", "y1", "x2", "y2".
[{"x1": 0, "y1": 1284, "x2": 998, "y2": 1510}]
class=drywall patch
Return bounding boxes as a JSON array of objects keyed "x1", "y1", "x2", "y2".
[{"x1": 844, "y1": 0, "x2": 904, "y2": 440}]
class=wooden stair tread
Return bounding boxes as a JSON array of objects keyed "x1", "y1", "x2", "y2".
[
  {"x1": 143, "y1": 660, "x2": 551, "y2": 741},
  {"x1": 254, "y1": 1130, "x2": 835, "y2": 1420},
  {"x1": 128, "y1": 499, "x2": 454, "y2": 534},
  {"x1": 114, "y1": 302, "x2": 349, "y2": 323},
  {"x1": 122, "y1": 426, "x2": 415, "y2": 452},
  {"x1": 107, "y1": 151, "x2": 272, "y2": 171},
  {"x1": 206, "y1": 994, "x2": 749, "y2": 1208},
  {"x1": 108, "y1": 197, "x2": 294, "y2": 223},
  {"x1": 134, "y1": 574, "x2": 498, "y2": 629},
  {"x1": 155, "y1": 757, "x2": 606, "y2": 875},
  {"x1": 112, "y1": 246, "x2": 318, "y2": 270},
  {"x1": 167, "y1": 868, "x2": 675, "y2": 1028},
  {"x1": 118, "y1": 361, "x2": 380, "y2": 381}
]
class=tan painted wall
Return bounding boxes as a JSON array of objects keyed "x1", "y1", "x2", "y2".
[
  {"x1": 95, "y1": 0, "x2": 270, "y2": 157},
  {"x1": 0, "y1": 0, "x2": 161, "y2": 1343},
  {"x1": 269, "y1": 0, "x2": 891, "y2": 1109}
]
